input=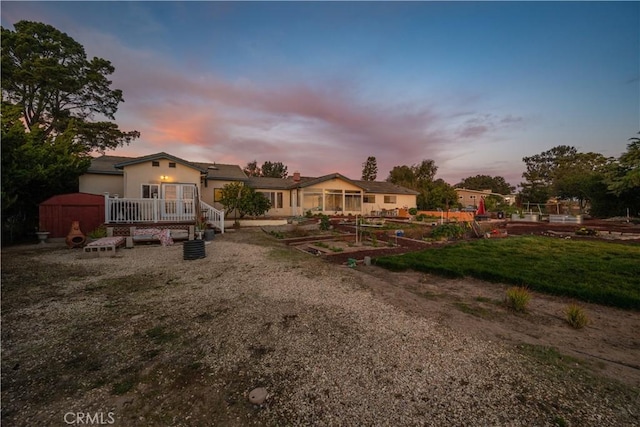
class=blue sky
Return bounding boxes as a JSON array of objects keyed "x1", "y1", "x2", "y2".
[{"x1": 2, "y1": 1, "x2": 638, "y2": 187}]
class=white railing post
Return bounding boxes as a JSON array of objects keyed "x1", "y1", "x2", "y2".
[{"x1": 153, "y1": 194, "x2": 159, "y2": 223}]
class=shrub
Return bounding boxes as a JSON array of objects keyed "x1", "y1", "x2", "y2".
[
  {"x1": 431, "y1": 223, "x2": 465, "y2": 240},
  {"x1": 319, "y1": 215, "x2": 331, "y2": 231},
  {"x1": 408, "y1": 207, "x2": 418, "y2": 216},
  {"x1": 416, "y1": 213, "x2": 426, "y2": 222},
  {"x1": 565, "y1": 304, "x2": 589, "y2": 329},
  {"x1": 505, "y1": 286, "x2": 531, "y2": 312}
]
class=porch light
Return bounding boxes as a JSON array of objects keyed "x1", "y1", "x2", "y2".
[{"x1": 161, "y1": 175, "x2": 168, "y2": 180}]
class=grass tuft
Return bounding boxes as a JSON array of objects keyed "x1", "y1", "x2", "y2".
[
  {"x1": 505, "y1": 286, "x2": 532, "y2": 312},
  {"x1": 565, "y1": 304, "x2": 589, "y2": 329}
]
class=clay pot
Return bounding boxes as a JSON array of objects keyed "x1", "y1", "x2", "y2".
[{"x1": 66, "y1": 221, "x2": 86, "y2": 248}]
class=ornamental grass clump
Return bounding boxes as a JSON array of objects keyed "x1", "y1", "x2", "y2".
[
  {"x1": 565, "y1": 304, "x2": 589, "y2": 329},
  {"x1": 505, "y1": 286, "x2": 531, "y2": 312}
]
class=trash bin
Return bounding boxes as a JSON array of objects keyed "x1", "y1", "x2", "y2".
[
  {"x1": 183, "y1": 239, "x2": 206, "y2": 260},
  {"x1": 497, "y1": 211, "x2": 504, "y2": 219}
]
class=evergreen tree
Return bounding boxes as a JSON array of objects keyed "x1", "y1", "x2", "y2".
[
  {"x1": 261, "y1": 161, "x2": 288, "y2": 178},
  {"x1": 361, "y1": 156, "x2": 378, "y2": 181}
]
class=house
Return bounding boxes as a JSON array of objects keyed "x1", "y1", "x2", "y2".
[
  {"x1": 79, "y1": 152, "x2": 419, "y2": 228},
  {"x1": 455, "y1": 188, "x2": 516, "y2": 208}
]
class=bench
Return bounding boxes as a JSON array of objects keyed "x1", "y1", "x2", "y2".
[
  {"x1": 105, "y1": 225, "x2": 194, "y2": 247},
  {"x1": 130, "y1": 226, "x2": 193, "y2": 246},
  {"x1": 83, "y1": 236, "x2": 126, "y2": 257}
]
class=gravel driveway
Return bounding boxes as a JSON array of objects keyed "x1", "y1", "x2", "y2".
[{"x1": 2, "y1": 229, "x2": 638, "y2": 426}]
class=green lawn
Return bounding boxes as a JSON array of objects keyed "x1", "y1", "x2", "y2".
[{"x1": 373, "y1": 236, "x2": 640, "y2": 310}]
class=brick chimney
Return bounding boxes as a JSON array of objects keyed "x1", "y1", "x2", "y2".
[{"x1": 293, "y1": 171, "x2": 301, "y2": 182}]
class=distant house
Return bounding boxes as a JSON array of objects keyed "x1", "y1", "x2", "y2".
[
  {"x1": 79, "y1": 152, "x2": 418, "y2": 226},
  {"x1": 455, "y1": 188, "x2": 517, "y2": 208}
]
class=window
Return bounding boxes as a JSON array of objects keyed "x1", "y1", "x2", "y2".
[
  {"x1": 168, "y1": 162, "x2": 176, "y2": 168},
  {"x1": 324, "y1": 189, "x2": 343, "y2": 212},
  {"x1": 303, "y1": 188, "x2": 323, "y2": 211},
  {"x1": 384, "y1": 195, "x2": 397, "y2": 204},
  {"x1": 344, "y1": 190, "x2": 362, "y2": 211},
  {"x1": 260, "y1": 192, "x2": 283, "y2": 209},
  {"x1": 363, "y1": 195, "x2": 376, "y2": 203},
  {"x1": 142, "y1": 184, "x2": 159, "y2": 198},
  {"x1": 214, "y1": 188, "x2": 223, "y2": 202},
  {"x1": 152, "y1": 161, "x2": 160, "y2": 167},
  {"x1": 470, "y1": 195, "x2": 476, "y2": 199}
]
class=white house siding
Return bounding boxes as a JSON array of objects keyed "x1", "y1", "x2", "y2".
[{"x1": 122, "y1": 161, "x2": 201, "y2": 199}]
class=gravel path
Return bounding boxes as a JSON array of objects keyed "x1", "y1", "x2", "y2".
[{"x1": 2, "y1": 229, "x2": 638, "y2": 426}]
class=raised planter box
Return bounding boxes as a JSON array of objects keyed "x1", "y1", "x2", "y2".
[
  {"x1": 549, "y1": 214, "x2": 583, "y2": 224},
  {"x1": 231, "y1": 219, "x2": 289, "y2": 227},
  {"x1": 511, "y1": 214, "x2": 539, "y2": 222}
]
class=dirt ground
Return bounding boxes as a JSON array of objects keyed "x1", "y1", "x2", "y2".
[
  {"x1": 351, "y1": 265, "x2": 640, "y2": 387},
  {"x1": 284, "y1": 218, "x2": 640, "y2": 386},
  {"x1": 2, "y1": 225, "x2": 639, "y2": 426}
]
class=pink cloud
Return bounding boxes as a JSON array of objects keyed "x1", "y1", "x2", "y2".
[{"x1": 79, "y1": 26, "x2": 525, "y2": 182}]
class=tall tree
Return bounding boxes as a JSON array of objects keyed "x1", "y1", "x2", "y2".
[
  {"x1": 261, "y1": 161, "x2": 288, "y2": 178},
  {"x1": 244, "y1": 160, "x2": 261, "y2": 177},
  {"x1": 455, "y1": 174, "x2": 515, "y2": 195},
  {"x1": 520, "y1": 145, "x2": 627, "y2": 215},
  {"x1": 552, "y1": 152, "x2": 610, "y2": 212},
  {"x1": 520, "y1": 146, "x2": 578, "y2": 203},
  {"x1": 387, "y1": 160, "x2": 438, "y2": 189},
  {"x1": 387, "y1": 159, "x2": 440, "y2": 210},
  {"x1": 1, "y1": 21, "x2": 139, "y2": 242},
  {"x1": 606, "y1": 137, "x2": 640, "y2": 196},
  {"x1": 412, "y1": 159, "x2": 438, "y2": 183},
  {"x1": 421, "y1": 179, "x2": 458, "y2": 210},
  {"x1": 361, "y1": 156, "x2": 378, "y2": 181},
  {"x1": 1, "y1": 21, "x2": 139, "y2": 149},
  {"x1": 387, "y1": 165, "x2": 416, "y2": 189},
  {"x1": 600, "y1": 136, "x2": 640, "y2": 216}
]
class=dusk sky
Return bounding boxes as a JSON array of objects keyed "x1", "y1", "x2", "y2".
[{"x1": 2, "y1": 1, "x2": 639, "y2": 187}]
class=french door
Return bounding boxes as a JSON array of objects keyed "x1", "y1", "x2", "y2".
[{"x1": 162, "y1": 183, "x2": 196, "y2": 219}]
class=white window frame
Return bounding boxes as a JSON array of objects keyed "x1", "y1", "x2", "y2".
[
  {"x1": 142, "y1": 184, "x2": 160, "y2": 199},
  {"x1": 261, "y1": 191, "x2": 283, "y2": 209}
]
